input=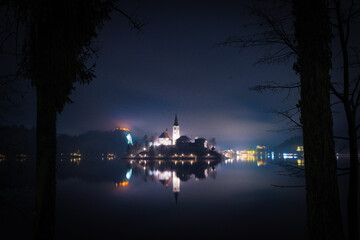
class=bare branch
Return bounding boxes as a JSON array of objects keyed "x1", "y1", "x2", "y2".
[
  {"x1": 353, "y1": 75, "x2": 360, "y2": 111},
  {"x1": 108, "y1": 3, "x2": 148, "y2": 32},
  {"x1": 267, "y1": 126, "x2": 301, "y2": 133},
  {"x1": 330, "y1": 82, "x2": 345, "y2": 101},
  {"x1": 337, "y1": 171, "x2": 350, "y2": 176},
  {"x1": 336, "y1": 143, "x2": 347, "y2": 153},
  {"x1": 271, "y1": 184, "x2": 305, "y2": 188},
  {"x1": 249, "y1": 82, "x2": 300, "y2": 93},
  {"x1": 334, "y1": 136, "x2": 349, "y2": 140},
  {"x1": 331, "y1": 101, "x2": 343, "y2": 106},
  {"x1": 252, "y1": 7, "x2": 297, "y2": 55},
  {"x1": 272, "y1": 109, "x2": 302, "y2": 128},
  {"x1": 219, "y1": 3, "x2": 296, "y2": 65}
]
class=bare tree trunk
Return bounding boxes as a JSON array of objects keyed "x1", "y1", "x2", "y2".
[
  {"x1": 345, "y1": 106, "x2": 359, "y2": 240},
  {"x1": 333, "y1": 1, "x2": 359, "y2": 236},
  {"x1": 32, "y1": 85, "x2": 57, "y2": 240},
  {"x1": 292, "y1": 0, "x2": 345, "y2": 239}
]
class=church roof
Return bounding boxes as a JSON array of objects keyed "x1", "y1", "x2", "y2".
[
  {"x1": 173, "y1": 114, "x2": 179, "y2": 126},
  {"x1": 159, "y1": 131, "x2": 172, "y2": 139},
  {"x1": 177, "y1": 135, "x2": 191, "y2": 143}
]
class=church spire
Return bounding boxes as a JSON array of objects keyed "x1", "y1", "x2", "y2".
[
  {"x1": 172, "y1": 114, "x2": 180, "y2": 145},
  {"x1": 173, "y1": 114, "x2": 179, "y2": 126}
]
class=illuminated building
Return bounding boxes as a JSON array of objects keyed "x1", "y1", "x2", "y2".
[
  {"x1": 117, "y1": 127, "x2": 130, "y2": 131},
  {"x1": 116, "y1": 127, "x2": 133, "y2": 145},
  {"x1": 296, "y1": 146, "x2": 304, "y2": 152},
  {"x1": 133, "y1": 114, "x2": 214, "y2": 159},
  {"x1": 126, "y1": 133, "x2": 133, "y2": 145},
  {"x1": 157, "y1": 129, "x2": 172, "y2": 146},
  {"x1": 256, "y1": 145, "x2": 267, "y2": 150},
  {"x1": 172, "y1": 114, "x2": 180, "y2": 145}
]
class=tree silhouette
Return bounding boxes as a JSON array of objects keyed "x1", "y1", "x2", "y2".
[
  {"x1": 293, "y1": 0, "x2": 344, "y2": 239},
  {"x1": 330, "y1": 1, "x2": 360, "y2": 238},
  {"x1": 222, "y1": 1, "x2": 360, "y2": 237},
  {"x1": 1, "y1": 0, "x2": 144, "y2": 239}
]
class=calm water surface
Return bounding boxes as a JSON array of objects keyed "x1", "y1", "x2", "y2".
[{"x1": 54, "y1": 157, "x2": 307, "y2": 239}]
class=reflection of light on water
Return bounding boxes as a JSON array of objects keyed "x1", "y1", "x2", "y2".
[
  {"x1": 224, "y1": 158, "x2": 233, "y2": 164},
  {"x1": 126, "y1": 169, "x2": 132, "y2": 180},
  {"x1": 115, "y1": 181, "x2": 129, "y2": 188},
  {"x1": 0, "y1": 154, "x2": 6, "y2": 162},
  {"x1": 149, "y1": 170, "x2": 172, "y2": 180},
  {"x1": 16, "y1": 154, "x2": 28, "y2": 162},
  {"x1": 107, "y1": 153, "x2": 116, "y2": 160},
  {"x1": 237, "y1": 150, "x2": 256, "y2": 162},
  {"x1": 297, "y1": 159, "x2": 304, "y2": 167},
  {"x1": 172, "y1": 171, "x2": 180, "y2": 193},
  {"x1": 70, "y1": 157, "x2": 81, "y2": 165},
  {"x1": 257, "y1": 161, "x2": 266, "y2": 167},
  {"x1": 283, "y1": 153, "x2": 298, "y2": 159}
]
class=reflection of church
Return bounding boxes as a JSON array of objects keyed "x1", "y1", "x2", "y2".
[
  {"x1": 172, "y1": 171, "x2": 180, "y2": 204},
  {"x1": 148, "y1": 169, "x2": 181, "y2": 204},
  {"x1": 128, "y1": 159, "x2": 219, "y2": 205}
]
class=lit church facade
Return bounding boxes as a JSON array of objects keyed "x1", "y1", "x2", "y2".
[{"x1": 155, "y1": 114, "x2": 181, "y2": 146}]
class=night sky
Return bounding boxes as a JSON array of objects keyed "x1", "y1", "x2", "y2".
[{"x1": 3, "y1": 0, "x2": 348, "y2": 149}]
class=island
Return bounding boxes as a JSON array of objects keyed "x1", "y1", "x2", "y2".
[{"x1": 122, "y1": 114, "x2": 221, "y2": 160}]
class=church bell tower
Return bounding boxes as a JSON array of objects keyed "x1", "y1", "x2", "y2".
[{"x1": 172, "y1": 114, "x2": 180, "y2": 145}]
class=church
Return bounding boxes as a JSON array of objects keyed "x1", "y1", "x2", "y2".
[{"x1": 155, "y1": 114, "x2": 180, "y2": 146}]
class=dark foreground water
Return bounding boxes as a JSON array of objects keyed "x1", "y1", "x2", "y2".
[
  {"x1": 56, "y1": 158, "x2": 308, "y2": 239},
  {"x1": 1, "y1": 155, "x2": 313, "y2": 239}
]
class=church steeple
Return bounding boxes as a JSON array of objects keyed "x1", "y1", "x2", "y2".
[
  {"x1": 172, "y1": 114, "x2": 180, "y2": 144},
  {"x1": 173, "y1": 114, "x2": 179, "y2": 126}
]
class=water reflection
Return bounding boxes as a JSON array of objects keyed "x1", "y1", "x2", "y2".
[
  {"x1": 1, "y1": 153, "x2": 310, "y2": 239},
  {"x1": 126, "y1": 159, "x2": 220, "y2": 204},
  {"x1": 56, "y1": 156, "x2": 222, "y2": 205}
]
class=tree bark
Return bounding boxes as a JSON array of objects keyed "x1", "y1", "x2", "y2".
[
  {"x1": 292, "y1": 0, "x2": 345, "y2": 239},
  {"x1": 334, "y1": 1, "x2": 359, "y2": 236},
  {"x1": 32, "y1": 85, "x2": 57, "y2": 240},
  {"x1": 345, "y1": 106, "x2": 359, "y2": 240}
]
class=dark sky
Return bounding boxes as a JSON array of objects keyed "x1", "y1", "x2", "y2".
[{"x1": 4, "y1": 0, "x2": 349, "y2": 149}]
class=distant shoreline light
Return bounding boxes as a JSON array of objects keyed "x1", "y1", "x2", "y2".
[{"x1": 116, "y1": 127, "x2": 130, "y2": 132}]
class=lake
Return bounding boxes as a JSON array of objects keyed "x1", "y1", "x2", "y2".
[{"x1": 2, "y1": 155, "x2": 351, "y2": 239}]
